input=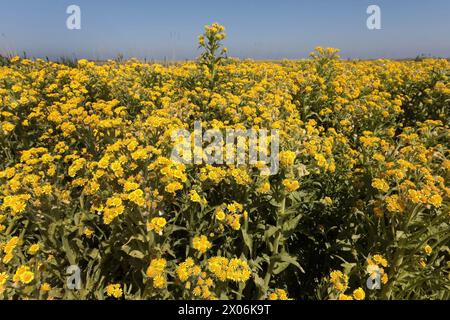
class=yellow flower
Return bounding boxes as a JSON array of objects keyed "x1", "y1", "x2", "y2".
[
  {"x1": 106, "y1": 197, "x2": 122, "y2": 207},
  {"x1": 227, "y1": 202, "x2": 243, "y2": 213},
  {"x1": 323, "y1": 197, "x2": 333, "y2": 205},
  {"x1": 373, "y1": 254, "x2": 388, "y2": 267},
  {"x1": 40, "y1": 282, "x2": 51, "y2": 292},
  {"x1": 2, "y1": 195, "x2": 31, "y2": 215},
  {"x1": 2, "y1": 253, "x2": 13, "y2": 264},
  {"x1": 128, "y1": 189, "x2": 145, "y2": 206},
  {"x1": 193, "y1": 286, "x2": 202, "y2": 296},
  {"x1": 106, "y1": 284, "x2": 123, "y2": 298},
  {"x1": 2, "y1": 122, "x2": 15, "y2": 133},
  {"x1": 124, "y1": 181, "x2": 139, "y2": 192},
  {"x1": 147, "y1": 217, "x2": 167, "y2": 235},
  {"x1": 0, "y1": 272, "x2": 8, "y2": 286},
  {"x1": 84, "y1": 227, "x2": 94, "y2": 238},
  {"x1": 4, "y1": 236, "x2": 20, "y2": 254},
  {"x1": 165, "y1": 181, "x2": 183, "y2": 194},
  {"x1": 98, "y1": 156, "x2": 110, "y2": 169},
  {"x1": 372, "y1": 178, "x2": 389, "y2": 193},
  {"x1": 146, "y1": 258, "x2": 167, "y2": 278},
  {"x1": 110, "y1": 161, "x2": 124, "y2": 177},
  {"x1": 177, "y1": 258, "x2": 199, "y2": 282},
  {"x1": 103, "y1": 205, "x2": 125, "y2": 225},
  {"x1": 282, "y1": 179, "x2": 299, "y2": 192},
  {"x1": 381, "y1": 273, "x2": 388, "y2": 284},
  {"x1": 268, "y1": 292, "x2": 278, "y2": 300},
  {"x1": 225, "y1": 258, "x2": 251, "y2": 282},
  {"x1": 419, "y1": 258, "x2": 426, "y2": 268},
  {"x1": 68, "y1": 158, "x2": 86, "y2": 177},
  {"x1": 189, "y1": 190, "x2": 202, "y2": 203},
  {"x1": 428, "y1": 194, "x2": 442, "y2": 208},
  {"x1": 1, "y1": 32, "x2": 449, "y2": 301},
  {"x1": 207, "y1": 257, "x2": 229, "y2": 281},
  {"x1": 385, "y1": 195, "x2": 405, "y2": 213},
  {"x1": 268, "y1": 289, "x2": 290, "y2": 300},
  {"x1": 329, "y1": 270, "x2": 348, "y2": 292},
  {"x1": 373, "y1": 153, "x2": 385, "y2": 162},
  {"x1": 408, "y1": 189, "x2": 422, "y2": 204},
  {"x1": 28, "y1": 243, "x2": 40, "y2": 255},
  {"x1": 226, "y1": 213, "x2": 241, "y2": 230},
  {"x1": 193, "y1": 235, "x2": 212, "y2": 254},
  {"x1": 13, "y1": 265, "x2": 28, "y2": 282},
  {"x1": 215, "y1": 208, "x2": 226, "y2": 221},
  {"x1": 20, "y1": 271, "x2": 34, "y2": 284},
  {"x1": 279, "y1": 151, "x2": 296, "y2": 168},
  {"x1": 352, "y1": 288, "x2": 365, "y2": 300},
  {"x1": 153, "y1": 274, "x2": 166, "y2": 289},
  {"x1": 257, "y1": 182, "x2": 271, "y2": 194}
]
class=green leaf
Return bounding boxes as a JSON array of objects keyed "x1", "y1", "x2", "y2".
[
  {"x1": 281, "y1": 213, "x2": 302, "y2": 238},
  {"x1": 241, "y1": 228, "x2": 253, "y2": 256},
  {"x1": 264, "y1": 225, "x2": 279, "y2": 241},
  {"x1": 273, "y1": 261, "x2": 290, "y2": 275},
  {"x1": 274, "y1": 253, "x2": 304, "y2": 273},
  {"x1": 253, "y1": 274, "x2": 267, "y2": 292},
  {"x1": 62, "y1": 236, "x2": 76, "y2": 265},
  {"x1": 129, "y1": 250, "x2": 145, "y2": 259}
]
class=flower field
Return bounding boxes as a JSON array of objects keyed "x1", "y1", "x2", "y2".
[{"x1": 0, "y1": 24, "x2": 449, "y2": 300}]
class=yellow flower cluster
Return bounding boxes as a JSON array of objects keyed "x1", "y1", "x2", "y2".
[
  {"x1": 330, "y1": 270, "x2": 366, "y2": 301},
  {"x1": 372, "y1": 178, "x2": 390, "y2": 193},
  {"x1": 268, "y1": 289, "x2": 290, "y2": 300},
  {"x1": 176, "y1": 258, "x2": 202, "y2": 282},
  {"x1": 282, "y1": 179, "x2": 300, "y2": 192},
  {"x1": 0, "y1": 23, "x2": 448, "y2": 300},
  {"x1": 106, "y1": 284, "x2": 123, "y2": 299},
  {"x1": 103, "y1": 196, "x2": 125, "y2": 224},
  {"x1": 146, "y1": 258, "x2": 167, "y2": 288},
  {"x1": 2, "y1": 236, "x2": 20, "y2": 264},
  {"x1": 147, "y1": 217, "x2": 167, "y2": 235},
  {"x1": 207, "y1": 257, "x2": 251, "y2": 283},
  {"x1": 367, "y1": 254, "x2": 389, "y2": 285},
  {"x1": 329, "y1": 270, "x2": 349, "y2": 292},
  {"x1": 1, "y1": 194, "x2": 31, "y2": 215},
  {"x1": 192, "y1": 235, "x2": 212, "y2": 254},
  {"x1": 214, "y1": 202, "x2": 247, "y2": 231},
  {"x1": 12, "y1": 265, "x2": 34, "y2": 284}
]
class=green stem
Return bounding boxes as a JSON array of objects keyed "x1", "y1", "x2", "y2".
[
  {"x1": 259, "y1": 195, "x2": 285, "y2": 299},
  {"x1": 381, "y1": 204, "x2": 419, "y2": 299}
]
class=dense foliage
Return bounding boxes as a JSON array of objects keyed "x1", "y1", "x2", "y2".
[{"x1": 0, "y1": 24, "x2": 449, "y2": 300}]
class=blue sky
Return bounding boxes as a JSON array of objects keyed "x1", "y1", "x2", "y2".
[{"x1": 0, "y1": 0, "x2": 449, "y2": 60}]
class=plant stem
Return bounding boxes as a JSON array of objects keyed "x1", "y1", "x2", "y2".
[{"x1": 260, "y1": 195, "x2": 285, "y2": 299}]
